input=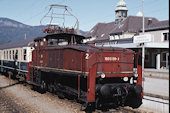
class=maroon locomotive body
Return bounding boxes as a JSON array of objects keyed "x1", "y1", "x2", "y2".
[{"x1": 27, "y1": 32, "x2": 143, "y2": 109}]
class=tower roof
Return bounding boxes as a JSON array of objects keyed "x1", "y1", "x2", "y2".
[{"x1": 115, "y1": 0, "x2": 127, "y2": 11}]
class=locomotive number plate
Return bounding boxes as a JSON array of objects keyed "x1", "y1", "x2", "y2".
[{"x1": 104, "y1": 57, "x2": 119, "y2": 61}]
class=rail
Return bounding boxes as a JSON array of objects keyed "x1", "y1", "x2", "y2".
[{"x1": 144, "y1": 92, "x2": 169, "y2": 101}]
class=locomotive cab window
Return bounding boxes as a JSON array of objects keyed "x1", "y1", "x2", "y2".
[
  {"x1": 40, "y1": 41, "x2": 44, "y2": 46},
  {"x1": 35, "y1": 42, "x2": 38, "y2": 47},
  {"x1": 47, "y1": 38, "x2": 68, "y2": 46}
]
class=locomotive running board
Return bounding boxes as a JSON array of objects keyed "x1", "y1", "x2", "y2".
[
  {"x1": 31, "y1": 66, "x2": 89, "y2": 76},
  {"x1": 27, "y1": 81, "x2": 40, "y2": 86}
]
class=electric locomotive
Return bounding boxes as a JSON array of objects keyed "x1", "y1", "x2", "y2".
[
  {"x1": 26, "y1": 4, "x2": 143, "y2": 109},
  {"x1": 27, "y1": 31, "x2": 142, "y2": 109}
]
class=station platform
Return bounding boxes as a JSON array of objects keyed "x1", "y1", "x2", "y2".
[
  {"x1": 139, "y1": 68, "x2": 169, "y2": 113},
  {"x1": 143, "y1": 77, "x2": 169, "y2": 97},
  {"x1": 144, "y1": 68, "x2": 169, "y2": 79},
  {"x1": 143, "y1": 68, "x2": 169, "y2": 97}
]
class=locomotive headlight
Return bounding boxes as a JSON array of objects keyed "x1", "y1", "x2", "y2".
[
  {"x1": 123, "y1": 77, "x2": 128, "y2": 82},
  {"x1": 97, "y1": 72, "x2": 105, "y2": 78},
  {"x1": 134, "y1": 73, "x2": 138, "y2": 77},
  {"x1": 134, "y1": 80, "x2": 137, "y2": 83},
  {"x1": 100, "y1": 73, "x2": 105, "y2": 78},
  {"x1": 130, "y1": 77, "x2": 133, "y2": 84}
]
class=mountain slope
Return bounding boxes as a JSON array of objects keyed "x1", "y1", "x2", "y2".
[{"x1": 0, "y1": 17, "x2": 87, "y2": 45}]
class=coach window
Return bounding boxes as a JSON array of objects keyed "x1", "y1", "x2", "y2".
[
  {"x1": 13, "y1": 50, "x2": 15, "y2": 60},
  {"x1": 4, "y1": 51, "x2": 6, "y2": 59},
  {"x1": 24, "y1": 49, "x2": 27, "y2": 60},
  {"x1": 15, "y1": 50, "x2": 18, "y2": 60},
  {"x1": 9, "y1": 50, "x2": 11, "y2": 60},
  {"x1": 7, "y1": 51, "x2": 8, "y2": 60}
]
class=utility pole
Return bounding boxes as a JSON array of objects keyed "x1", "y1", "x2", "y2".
[{"x1": 142, "y1": 0, "x2": 145, "y2": 86}]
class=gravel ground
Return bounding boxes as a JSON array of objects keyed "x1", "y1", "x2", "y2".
[
  {"x1": 0, "y1": 75, "x2": 86, "y2": 113},
  {"x1": 0, "y1": 74, "x2": 158, "y2": 113}
]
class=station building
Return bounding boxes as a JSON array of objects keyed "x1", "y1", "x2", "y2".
[{"x1": 84, "y1": 0, "x2": 169, "y2": 70}]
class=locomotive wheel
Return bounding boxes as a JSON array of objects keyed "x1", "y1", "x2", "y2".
[
  {"x1": 40, "y1": 80, "x2": 47, "y2": 93},
  {"x1": 31, "y1": 85, "x2": 38, "y2": 91},
  {"x1": 48, "y1": 83, "x2": 54, "y2": 93},
  {"x1": 95, "y1": 97, "x2": 102, "y2": 109},
  {"x1": 125, "y1": 94, "x2": 142, "y2": 108}
]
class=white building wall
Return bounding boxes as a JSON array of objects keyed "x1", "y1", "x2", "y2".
[
  {"x1": 83, "y1": 36, "x2": 96, "y2": 43},
  {"x1": 139, "y1": 29, "x2": 169, "y2": 42},
  {"x1": 121, "y1": 32, "x2": 135, "y2": 39},
  {"x1": 110, "y1": 32, "x2": 135, "y2": 40}
]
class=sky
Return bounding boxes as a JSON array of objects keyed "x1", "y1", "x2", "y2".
[{"x1": 0, "y1": 0, "x2": 169, "y2": 31}]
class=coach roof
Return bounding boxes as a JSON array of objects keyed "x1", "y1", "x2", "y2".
[{"x1": 0, "y1": 38, "x2": 34, "y2": 50}]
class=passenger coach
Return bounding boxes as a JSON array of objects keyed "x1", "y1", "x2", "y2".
[{"x1": 0, "y1": 39, "x2": 34, "y2": 80}]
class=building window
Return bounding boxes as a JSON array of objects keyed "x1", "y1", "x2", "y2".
[
  {"x1": 145, "y1": 52, "x2": 149, "y2": 62},
  {"x1": 163, "y1": 33, "x2": 169, "y2": 41},
  {"x1": 161, "y1": 52, "x2": 167, "y2": 62}
]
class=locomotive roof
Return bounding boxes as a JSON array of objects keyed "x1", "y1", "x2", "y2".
[{"x1": 34, "y1": 33, "x2": 85, "y2": 41}]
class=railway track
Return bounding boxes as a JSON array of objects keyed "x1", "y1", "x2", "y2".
[{"x1": 0, "y1": 90, "x2": 26, "y2": 113}]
